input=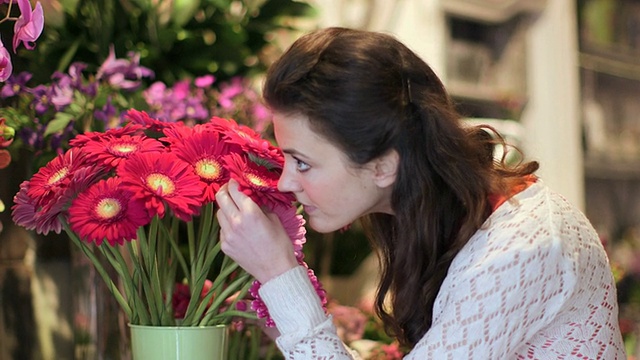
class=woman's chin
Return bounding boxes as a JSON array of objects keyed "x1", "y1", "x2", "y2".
[{"x1": 307, "y1": 217, "x2": 349, "y2": 234}]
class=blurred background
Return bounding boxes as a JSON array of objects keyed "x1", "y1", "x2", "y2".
[{"x1": 1, "y1": 0, "x2": 640, "y2": 358}]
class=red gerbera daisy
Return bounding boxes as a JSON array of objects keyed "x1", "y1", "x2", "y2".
[
  {"x1": 125, "y1": 109, "x2": 182, "y2": 133},
  {"x1": 160, "y1": 122, "x2": 194, "y2": 147},
  {"x1": 206, "y1": 116, "x2": 237, "y2": 133},
  {"x1": 212, "y1": 117, "x2": 282, "y2": 168},
  {"x1": 27, "y1": 148, "x2": 89, "y2": 206},
  {"x1": 223, "y1": 152, "x2": 294, "y2": 208},
  {"x1": 244, "y1": 141, "x2": 285, "y2": 171},
  {"x1": 117, "y1": 152, "x2": 203, "y2": 221},
  {"x1": 69, "y1": 177, "x2": 150, "y2": 246},
  {"x1": 69, "y1": 123, "x2": 145, "y2": 148},
  {"x1": 222, "y1": 121, "x2": 262, "y2": 147},
  {"x1": 82, "y1": 134, "x2": 165, "y2": 169},
  {"x1": 171, "y1": 130, "x2": 234, "y2": 203}
]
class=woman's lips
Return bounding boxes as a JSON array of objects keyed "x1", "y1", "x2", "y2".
[{"x1": 302, "y1": 204, "x2": 316, "y2": 214}]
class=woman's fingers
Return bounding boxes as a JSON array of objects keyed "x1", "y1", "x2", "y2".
[{"x1": 226, "y1": 179, "x2": 259, "y2": 213}]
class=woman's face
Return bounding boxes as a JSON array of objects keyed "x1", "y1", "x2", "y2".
[{"x1": 274, "y1": 112, "x2": 394, "y2": 233}]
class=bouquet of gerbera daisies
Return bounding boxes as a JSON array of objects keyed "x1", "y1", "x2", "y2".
[{"x1": 10, "y1": 109, "x2": 327, "y2": 327}]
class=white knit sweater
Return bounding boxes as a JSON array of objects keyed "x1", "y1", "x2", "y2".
[{"x1": 259, "y1": 181, "x2": 626, "y2": 359}]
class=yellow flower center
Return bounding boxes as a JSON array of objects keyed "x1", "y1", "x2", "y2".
[
  {"x1": 48, "y1": 167, "x2": 69, "y2": 185},
  {"x1": 112, "y1": 143, "x2": 137, "y2": 155},
  {"x1": 237, "y1": 130, "x2": 251, "y2": 139},
  {"x1": 146, "y1": 173, "x2": 175, "y2": 195},
  {"x1": 246, "y1": 173, "x2": 268, "y2": 188},
  {"x1": 96, "y1": 198, "x2": 121, "y2": 219},
  {"x1": 195, "y1": 159, "x2": 220, "y2": 180}
]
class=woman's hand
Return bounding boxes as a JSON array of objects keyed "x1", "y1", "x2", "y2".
[{"x1": 215, "y1": 179, "x2": 298, "y2": 283}]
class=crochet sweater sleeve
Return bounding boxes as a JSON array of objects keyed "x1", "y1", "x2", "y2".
[
  {"x1": 259, "y1": 182, "x2": 625, "y2": 359},
  {"x1": 259, "y1": 265, "x2": 361, "y2": 359}
]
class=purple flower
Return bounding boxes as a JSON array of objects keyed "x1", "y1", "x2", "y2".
[
  {"x1": 194, "y1": 75, "x2": 215, "y2": 88},
  {"x1": 18, "y1": 118, "x2": 45, "y2": 149},
  {"x1": 66, "y1": 62, "x2": 97, "y2": 96},
  {"x1": 183, "y1": 97, "x2": 209, "y2": 121},
  {"x1": 251, "y1": 103, "x2": 273, "y2": 133},
  {"x1": 1, "y1": 71, "x2": 32, "y2": 97},
  {"x1": 12, "y1": 0, "x2": 45, "y2": 52},
  {"x1": 171, "y1": 80, "x2": 191, "y2": 100},
  {"x1": 30, "y1": 84, "x2": 52, "y2": 114},
  {"x1": 94, "y1": 97, "x2": 117, "y2": 124},
  {"x1": 96, "y1": 46, "x2": 154, "y2": 91},
  {"x1": 218, "y1": 77, "x2": 245, "y2": 109},
  {"x1": 50, "y1": 82, "x2": 74, "y2": 110},
  {"x1": 0, "y1": 38, "x2": 12, "y2": 82}
]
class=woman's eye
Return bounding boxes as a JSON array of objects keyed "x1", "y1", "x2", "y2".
[{"x1": 295, "y1": 158, "x2": 311, "y2": 172}]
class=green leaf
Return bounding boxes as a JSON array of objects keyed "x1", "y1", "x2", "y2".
[
  {"x1": 56, "y1": 39, "x2": 82, "y2": 73},
  {"x1": 61, "y1": 0, "x2": 82, "y2": 15},
  {"x1": 44, "y1": 113, "x2": 74, "y2": 137},
  {"x1": 173, "y1": 0, "x2": 202, "y2": 27},
  {"x1": 0, "y1": 108, "x2": 32, "y2": 128}
]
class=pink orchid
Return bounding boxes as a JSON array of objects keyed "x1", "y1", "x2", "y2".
[
  {"x1": 12, "y1": 0, "x2": 45, "y2": 52},
  {"x1": 0, "y1": 38, "x2": 12, "y2": 81}
]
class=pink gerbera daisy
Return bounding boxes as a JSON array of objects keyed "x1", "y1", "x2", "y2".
[
  {"x1": 12, "y1": 163, "x2": 108, "y2": 235},
  {"x1": 26, "y1": 148, "x2": 88, "y2": 205},
  {"x1": 223, "y1": 152, "x2": 294, "y2": 208},
  {"x1": 82, "y1": 134, "x2": 165, "y2": 168},
  {"x1": 117, "y1": 152, "x2": 203, "y2": 221},
  {"x1": 270, "y1": 204, "x2": 307, "y2": 261},
  {"x1": 250, "y1": 261, "x2": 327, "y2": 328},
  {"x1": 171, "y1": 130, "x2": 234, "y2": 203},
  {"x1": 12, "y1": 181, "x2": 38, "y2": 231},
  {"x1": 69, "y1": 177, "x2": 150, "y2": 246},
  {"x1": 35, "y1": 164, "x2": 108, "y2": 235}
]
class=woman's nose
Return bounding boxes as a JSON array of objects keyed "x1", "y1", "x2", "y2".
[{"x1": 277, "y1": 169, "x2": 300, "y2": 193}]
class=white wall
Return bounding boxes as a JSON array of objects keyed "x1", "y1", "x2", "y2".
[
  {"x1": 521, "y1": 0, "x2": 583, "y2": 209},
  {"x1": 311, "y1": 0, "x2": 584, "y2": 208}
]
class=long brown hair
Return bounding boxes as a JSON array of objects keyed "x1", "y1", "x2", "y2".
[{"x1": 262, "y1": 27, "x2": 538, "y2": 348}]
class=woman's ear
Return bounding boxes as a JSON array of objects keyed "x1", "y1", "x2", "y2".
[{"x1": 371, "y1": 149, "x2": 399, "y2": 188}]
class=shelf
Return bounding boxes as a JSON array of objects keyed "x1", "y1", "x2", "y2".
[
  {"x1": 447, "y1": 80, "x2": 520, "y2": 102},
  {"x1": 584, "y1": 156, "x2": 640, "y2": 181},
  {"x1": 579, "y1": 48, "x2": 640, "y2": 81},
  {"x1": 447, "y1": 80, "x2": 527, "y2": 119},
  {"x1": 442, "y1": 0, "x2": 547, "y2": 23}
]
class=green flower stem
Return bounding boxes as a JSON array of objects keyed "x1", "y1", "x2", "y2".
[
  {"x1": 133, "y1": 227, "x2": 161, "y2": 325},
  {"x1": 185, "y1": 256, "x2": 236, "y2": 325},
  {"x1": 151, "y1": 220, "x2": 172, "y2": 324},
  {"x1": 156, "y1": 219, "x2": 175, "y2": 320},
  {"x1": 187, "y1": 219, "x2": 196, "y2": 276},
  {"x1": 201, "y1": 279, "x2": 256, "y2": 326},
  {"x1": 159, "y1": 221, "x2": 189, "y2": 282},
  {"x1": 249, "y1": 325, "x2": 261, "y2": 360},
  {"x1": 63, "y1": 223, "x2": 132, "y2": 320},
  {"x1": 199, "y1": 271, "x2": 252, "y2": 326},
  {"x1": 184, "y1": 219, "x2": 205, "y2": 323},
  {"x1": 228, "y1": 329, "x2": 241, "y2": 360},
  {"x1": 181, "y1": 227, "x2": 222, "y2": 325},
  {"x1": 101, "y1": 243, "x2": 151, "y2": 325}
]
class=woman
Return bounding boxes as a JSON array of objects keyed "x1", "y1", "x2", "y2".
[{"x1": 215, "y1": 27, "x2": 625, "y2": 358}]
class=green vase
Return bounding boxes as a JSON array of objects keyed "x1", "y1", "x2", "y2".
[{"x1": 129, "y1": 324, "x2": 228, "y2": 360}]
